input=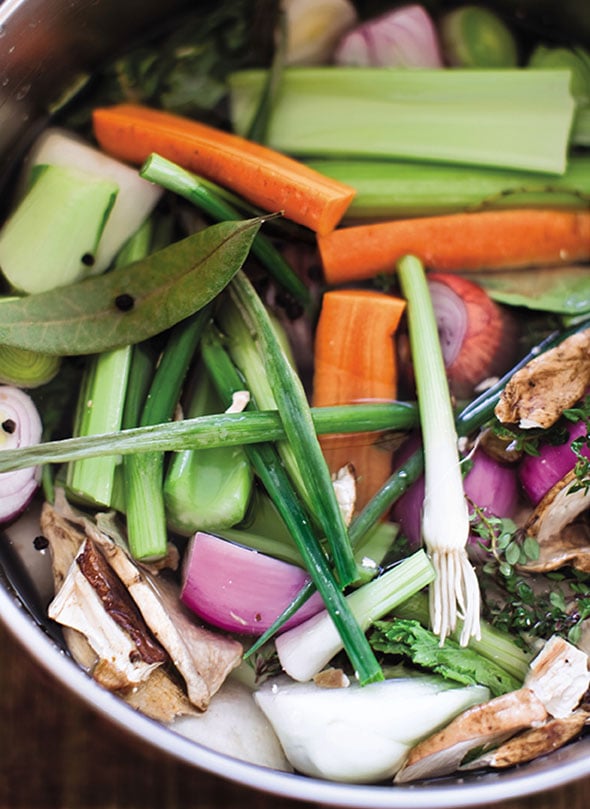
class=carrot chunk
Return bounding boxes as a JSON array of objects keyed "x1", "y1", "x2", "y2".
[
  {"x1": 312, "y1": 289, "x2": 406, "y2": 511},
  {"x1": 92, "y1": 104, "x2": 356, "y2": 235}
]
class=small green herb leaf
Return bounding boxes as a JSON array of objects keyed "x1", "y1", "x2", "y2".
[{"x1": 0, "y1": 218, "x2": 264, "y2": 356}]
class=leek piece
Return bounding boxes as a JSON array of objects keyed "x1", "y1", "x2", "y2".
[
  {"x1": 305, "y1": 155, "x2": 590, "y2": 220},
  {"x1": 65, "y1": 220, "x2": 153, "y2": 509},
  {"x1": 439, "y1": 5, "x2": 518, "y2": 68},
  {"x1": 0, "y1": 401, "x2": 418, "y2": 474},
  {"x1": 227, "y1": 271, "x2": 358, "y2": 587},
  {"x1": 0, "y1": 164, "x2": 118, "y2": 294},
  {"x1": 397, "y1": 254, "x2": 481, "y2": 646},
  {"x1": 275, "y1": 549, "x2": 435, "y2": 682},
  {"x1": 229, "y1": 68, "x2": 575, "y2": 174},
  {"x1": 0, "y1": 343, "x2": 60, "y2": 388},
  {"x1": 163, "y1": 366, "x2": 253, "y2": 535},
  {"x1": 124, "y1": 306, "x2": 212, "y2": 561}
]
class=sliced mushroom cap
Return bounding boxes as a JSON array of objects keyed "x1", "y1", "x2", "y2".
[
  {"x1": 523, "y1": 470, "x2": 590, "y2": 573},
  {"x1": 461, "y1": 710, "x2": 590, "y2": 771},
  {"x1": 495, "y1": 329, "x2": 590, "y2": 430},
  {"x1": 394, "y1": 688, "x2": 548, "y2": 783}
]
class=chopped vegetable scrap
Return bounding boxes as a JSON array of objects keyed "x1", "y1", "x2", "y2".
[
  {"x1": 92, "y1": 104, "x2": 356, "y2": 234},
  {"x1": 318, "y1": 210, "x2": 590, "y2": 284}
]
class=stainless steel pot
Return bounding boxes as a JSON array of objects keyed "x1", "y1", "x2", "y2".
[{"x1": 1, "y1": 1, "x2": 589, "y2": 806}]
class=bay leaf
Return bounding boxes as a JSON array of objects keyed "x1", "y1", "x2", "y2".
[
  {"x1": 0, "y1": 217, "x2": 263, "y2": 356},
  {"x1": 470, "y1": 265, "x2": 590, "y2": 315}
]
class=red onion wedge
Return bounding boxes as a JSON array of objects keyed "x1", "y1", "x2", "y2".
[
  {"x1": 181, "y1": 531, "x2": 325, "y2": 636},
  {"x1": 519, "y1": 419, "x2": 590, "y2": 506},
  {"x1": 428, "y1": 273, "x2": 517, "y2": 399},
  {"x1": 392, "y1": 437, "x2": 519, "y2": 559},
  {"x1": 0, "y1": 385, "x2": 43, "y2": 523},
  {"x1": 334, "y1": 4, "x2": 443, "y2": 68}
]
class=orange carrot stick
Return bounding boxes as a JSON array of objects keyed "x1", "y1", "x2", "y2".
[
  {"x1": 312, "y1": 289, "x2": 406, "y2": 512},
  {"x1": 317, "y1": 209, "x2": 590, "y2": 284},
  {"x1": 92, "y1": 104, "x2": 355, "y2": 235}
]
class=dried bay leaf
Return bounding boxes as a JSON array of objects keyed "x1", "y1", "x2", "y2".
[{"x1": 0, "y1": 217, "x2": 263, "y2": 355}]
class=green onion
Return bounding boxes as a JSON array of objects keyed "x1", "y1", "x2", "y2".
[
  {"x1": 227, "y1": 271, "x2": 358, "y2": 586},
  {"x1": 201, "y1": 315, "x2": 383, "y2": 685},
  {"x1": 229, "y1": 67, "x2": 575, "y2": 174},
  {"x1": 397, "y1": 254, "x2": 481, "y2": 646},
  {"x1": 0, "y1": 401, "x2": 416, "y2": 473},
  {"x1": 305, "y1": 156, "x2": 590, "y2": 220},
  {"x1": 140, "y1": 153, "x2": 310, "y2": 306}
]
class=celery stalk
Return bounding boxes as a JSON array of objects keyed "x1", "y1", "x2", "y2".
[
  {"x1": 305, "y1": 155, "x2": 590, "y2": 220},
  {"x1": 163, "y1": 365, "x2": 253, "y2": 535},
  {"x1": 229, "y1": 68, "x2": 575, "y2": 174}
]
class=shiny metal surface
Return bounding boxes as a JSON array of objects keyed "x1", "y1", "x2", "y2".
[{"x1": 0, "y1": 1, "x2": 589, "y2": 806}]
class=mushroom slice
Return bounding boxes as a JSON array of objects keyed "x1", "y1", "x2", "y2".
[
  {"x1": 495, "y1": 329, "x2": 590, "y2": 430},
  {"x1": 48, "y1": 539, "x2": 166, "y2": 689},
  {"x1": 523, "y1": 470, "x2": 590, "y2": 573},
  {"x1": 71, "y1": 506, "x2": 243, "y2": 711},
  {"x1": 524, "y1": 635, "x2": 590, "y2": 718},
  {"x1": 393, "y1": 688, "x2": 547, "y2": 783},
  {"x1": 461, "y1": 710, "x2": 590, "y2": 771},
  {"x1": 125, "y1": 667, "x2": 198, "y2": 723}
]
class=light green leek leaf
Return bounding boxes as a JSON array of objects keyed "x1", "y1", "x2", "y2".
[
  {"x1": 0, "y1": 217, "x2": 265, "y2": 356},
  {"x1": 230, "y1": 68, "x2": 575, "y2": 174},
  {"x1": 470, "y1": 265, "x2": 590, "y2": 314}
]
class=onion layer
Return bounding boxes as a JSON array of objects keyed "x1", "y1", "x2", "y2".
[
  {"x1": 0, "y1": 386, "x2": 43, "y2": 522},
  {"x1": 334, "y1": 4, "x2": 443, "y2": 68},
  {"x1": 181, "y1": 531, "x2": 324, "y2": 635},
  {"x1": 519, "y1": 419, "x2": 590, "y2": 506}
]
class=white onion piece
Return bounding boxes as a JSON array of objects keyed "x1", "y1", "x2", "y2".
[
  {"x1": 181, "y1": 531, "x2": 324, "y2": 635},
  {"x1": 0, "y1": 386, "x2": 42, "y2": 522},
  {"x1": 392, "y1": 441, "x2": 519, "y2": 558},
  {"x1": 334, "y1": 5, "x2": 443, "y2": 68},
  {"x1": 519, "y1": 419, "x2": 589, "y2": 506}
]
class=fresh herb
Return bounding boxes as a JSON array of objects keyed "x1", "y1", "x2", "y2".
[{"x1": 370, "y1": 618, "x2": 522, "y2": 696}]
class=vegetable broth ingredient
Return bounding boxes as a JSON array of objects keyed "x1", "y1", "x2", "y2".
[
  {"x1": 439, "y1": 5, "x2": 518, "y2": 67},
  {"x1": 397, "y1": 255, "x2": 480, "y2": 645},
  {"x1": 317, "y1": 209, "x2": 590, "y2": 284},
  {"x1": 0, "y1": 217, "x2": 263, "y2": 356},
  {"x1": 0, "y1": 164, "x2": 118, "y2": 294},
  {"x1": 180, "y1": 531, "x2": 324, "y2": 635},
  {"x1": 306, "y1": 155, "x2": 590, "y2": 220},
  {"x1": 0, "y1": 386, "x2": 42, "y2": 522},
  {"x1": 274, "y1": 549, "x2": 434, "y2": 682},
  {"x1": 92, "y1": 104, "x2": 356, "y2": 235},
  {"x1": 229, "y1": 67, "x2": 574, "y2": 173},
  {"x1": 254, "y1": 673, "x2": 489, "y2": 783},
  {"x1": 283, "y1": 0, "x2": 358, "y2": 66},
  {"x1": 0, "y1": 343, "x2": 61, "y2": 389},
  {"x1": 495, "y1": 329, "x2": 590, "y2": 430},
  {"x1": 27, "y1": 128, "x2": 163, "y2": 274},
  {"x1": 334, "y1": 5, "x2": 443, "y2": 68},
  {"x1": 312, "y1": 288, "x2": 406, "y2": 511},
  {"x1": 370, "y1": 618, "x2": 522, "y2": 696}
]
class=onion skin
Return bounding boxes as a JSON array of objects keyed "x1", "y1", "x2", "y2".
[
  {"x1": 0, "y1": 386, "x2": 43, "y2": 522},
  {"x1": 334, "y1": 4, "x2": 443, "y2": 68},
  {"x1": 392, "y1": 437, "x2": 519, "y2": 559},
  {"x1": 180, "y1": 531, "x2": 325, "y2": 636},
  {"x1": 518, "y1": 419, "x2": 590, "y2": 506}
]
